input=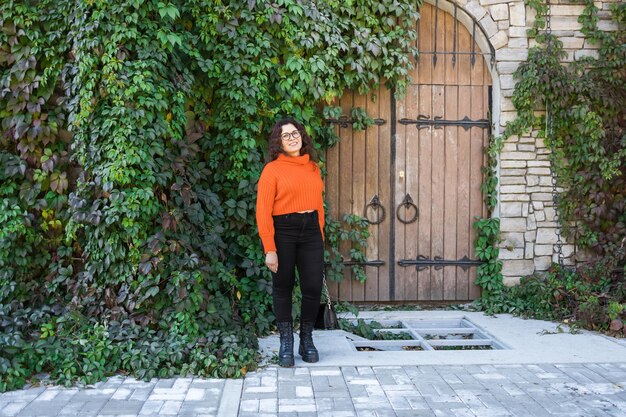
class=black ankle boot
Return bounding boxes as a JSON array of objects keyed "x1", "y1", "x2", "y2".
[
  {"x1": 298, "y1": 321, "x2": 319, "y2": 363},
  {"x1": 276, "y1": 321, "x2": 294, "y2": 367}
]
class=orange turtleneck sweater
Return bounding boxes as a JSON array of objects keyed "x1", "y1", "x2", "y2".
[{"x1": 256, "y1": 153, "x2": 325, "y2": 253}]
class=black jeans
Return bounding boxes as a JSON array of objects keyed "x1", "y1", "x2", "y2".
[{"x1": 272, "y1": 211, "x2": 324, "y2": 323}]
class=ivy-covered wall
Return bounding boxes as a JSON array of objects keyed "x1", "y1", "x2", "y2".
[
  {"x1": 455, "y1": 0, "x2": 623, "y2": 285},
  {"x1": 0, "y1": 0, "x2": 421, "y2": 390}
]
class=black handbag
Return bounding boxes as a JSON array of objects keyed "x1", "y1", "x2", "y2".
[{"x1": 314, "y1": 273, "x2": 339, "y2": 330}]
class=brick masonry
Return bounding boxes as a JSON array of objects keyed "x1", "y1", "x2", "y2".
[{"x1": 451, "y1": 0, "x2": 620, "y2": 285}]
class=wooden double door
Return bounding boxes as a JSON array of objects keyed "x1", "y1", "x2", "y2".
[{"x1": 325, "y1": 3, "x2": 492, "y2": 302}]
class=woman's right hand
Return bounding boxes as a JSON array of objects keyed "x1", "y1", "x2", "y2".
[{"x1": 265, "y1": 251, "x2": 278, "y2": 273}]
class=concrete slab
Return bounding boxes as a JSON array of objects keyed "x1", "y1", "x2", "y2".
[{"x1": 258, "y1": 311, "x2": 626, "y2": 367}]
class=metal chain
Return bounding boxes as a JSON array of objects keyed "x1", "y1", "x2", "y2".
[
  {"x1": 322, "y1": 273, "x2": 332, "y2": 308},
  {"x1": 545, "y1": 0, "x2": 564, "y2": 267}
]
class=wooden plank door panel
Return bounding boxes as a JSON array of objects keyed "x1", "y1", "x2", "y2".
[{"x1": 327, "y1": 2, "x2": 491, "y2": 303}]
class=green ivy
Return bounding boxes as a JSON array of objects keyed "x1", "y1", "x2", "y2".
[
  {"x1": 325, "y1": 214, "x2": 371, "y2": 283},
  {"x1": 475, "y1": 0, "x2": 625, "y2": 318},
  {"x1": 0, "y1": 0, "x2": 422, "y2": 390}
]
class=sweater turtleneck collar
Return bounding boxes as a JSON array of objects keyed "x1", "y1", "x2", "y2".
[{"x1": 277, "y1": 153, "x2": 310, "y2": 165}]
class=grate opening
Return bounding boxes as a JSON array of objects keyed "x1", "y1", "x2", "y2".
[{"x1": 344, "y1": 317, "x2": 509, "y2": 352}]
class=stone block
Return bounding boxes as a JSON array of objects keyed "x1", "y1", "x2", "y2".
[
  {"x1": 551, "y1": 30, "x2": 575, "y2": 37},
  {"x1": 509, "y1": 2, "x2": 526, "y2": 26},
  {"x1": 527, "y1": 214, "x2": 537, "y2": 230},
  {"x1": 500, "y1": 185, "x2": 527, "y2": 194},
  {"x1": 598, "y1": 19, "x2": 620, "y2": 32},
  {"x1": 501, "y1": 232, "x2": 524, "y2": 247},
  {"x1": 525, "y1": 230, "x2": 536, "y2": 242},
  {"x1": 561, "y1": 37, "x2": 585, "y2": 49},
  {"x1": 501, "y1": 193, "x2": 530, "y2": 202},
  {"x1": 582, "y1": 39, "x2": 601, "y2": 50},
  {"x1": 501, "y1": 160, "x2": 526, "y2": 168},
  {"x1": 490, "y1": 31, "x2": 509, "y2": 49},
  {"x1": 480, "y1": 0, "x2": 511, "y2": 5},
  {"x1": 500, "y1": 151, "x2": 536, "y2": 160},
  {"x1": 501, "y1": 259, "x2": 535, "y2": 277},
  {"x1": 525, "y1": 5, "x2": 537, "y2": 27},
  {"x1": 536, "y1": 228, "x2": 558, "y2": 244},
  {"x1": 551, "y1": 5, "x2": 586, "y2": 15},
  {"x1": 519, "y1": 136, "x2": 535, "y2": 143},
  {"x1": 575, "y1": 49, "x2": 599, "y2": 60},
  {"x1": 539, "y1": 176, "x2": 553, "y2": 186},
  {"x1": 501, "y1": 176, "x2": 525, "y2": 185},
  {"x1": 502, "y1": 142, "x2": 517, "y2": 152},
  {"x1": 509, "y1": 26, "x2": 529, "y2": 38},
  {"x1": 534, "y1": 256, "x2": 552, "y2": 271},
  {"x1": 500, "y1": 74, "x2": 516, "y2": 89},
  {"x1": 500, "y1": 110, "x2": 519, "y2": 124},
  {"x1": 561, "y1": 244, "x2": 575, "y2": 258},
  {"x1": 499, "y1": 247, "x2": 525, "y2": 259},
  {"x1": 489, "y1": 4, "x2": 509, "y2": 20},
  {"x1": 535, "y1": 137, "x2": 546, "y2": 148},
  {"x1": 532, "y1": 192, "x2": 553, "y2": 201},
  {"x1": 551, "y1": 16, "x2": 582, "y2": 31},
  {"x1": 501, "y1": 168, "x2": 526, "y2": 176},
  {"x1": 501, "y1": 98, "x2": 516, "y2": 111},
  {"x1": 503, "y1": 276, "x2": 521, "y2": 286},
  {"x1": 535, "y1": 210, "x2": 546, "y2": 221},
  {"x1": 535, "y1": 244, "x2": 553, "y2": 256},
  {"x1": 518, "y1": 145, "x2": 536, "y2": 153},
  {"x1": 527, "y1": 160, "x2": 550, "y2": 167},
  {"x1": 544, "y1": 207, "x2": 556, "y2": 220},
  {"x1": 524, "y1": 242, "x2": 534, "y2": 259},
  {"x1": 526, "y1": 175, "x2": 539, "y2": 186},
  {"x1": 480, "y1": 15, "x2": 499, "y2": 37},
  {"x1": 532, "y1": 201, "x2": 544, "y2": 210},
  {"x1": 502, "y1": 88, "x2": 514, "y2": 98},
  {"x1": 496, "y1": 61, "x2": 520, "y2": 75},
  {"x1": 496, "y1": 47, "x2": 529, "y2": 61},
  {"x1": 465, "y1": 1, "x2": 487, "y2": 20},
  {"x1": 500, "y1": 202, "x2": 522, "y2": 217},
  {"x1": 500, "y1": 217, "x2": 528, "y2": 232},
  {"x1": 506, "y1": 134, "x2": 520, "y2": 143},
  {"x1": 498, "y1": 20, "x2": 510, "y2": 30},
  {"x1": 522, "y1": 202, "x2": 530, "y2": 217},
  {"x1": 528, "y1": 167, "x2": 551, "y2": 175}
]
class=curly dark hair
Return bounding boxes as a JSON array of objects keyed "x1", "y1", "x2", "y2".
[{"x1": 267, "y1": 117, "x2": 317, "y2": 163}]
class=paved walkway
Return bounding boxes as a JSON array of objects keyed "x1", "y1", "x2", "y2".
[
  {"x1": 2, "y1": 311, "x2": 626, "y2": 416},
  {"x1": 1, "y1": 363, "x2": 625, "y2": 417}
]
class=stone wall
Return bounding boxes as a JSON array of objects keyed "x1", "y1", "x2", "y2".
[{"x1": 449, "y1": 0, "x2": 620, "y2": 285}]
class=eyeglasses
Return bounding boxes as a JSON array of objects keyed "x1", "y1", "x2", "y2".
[{"x1": 280, "y1": 130, "x2": 301, "y2": 141}]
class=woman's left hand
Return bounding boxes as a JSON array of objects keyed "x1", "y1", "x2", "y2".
[{"x1": 265, "y1": 251, "x2": 278, "y2": 273}]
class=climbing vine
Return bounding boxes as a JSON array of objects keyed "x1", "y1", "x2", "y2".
[
  {"x1": 0, "y1": 0, "x2": 422, "y2": 390},
  {"x1": 475, "y1": 0, "x2": 625, "y2": 325}
]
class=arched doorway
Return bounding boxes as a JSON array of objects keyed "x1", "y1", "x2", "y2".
[{"x1": 326, "y1": 2, "x2": 493, "y2": 302}]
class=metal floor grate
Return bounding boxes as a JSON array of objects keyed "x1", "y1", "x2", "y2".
[{"x1": 346, "y1": 317, "x2": 509, "y2": 351}]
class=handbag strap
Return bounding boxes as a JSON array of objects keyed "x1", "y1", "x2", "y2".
[{"x1": 322, "y1": 273, "x2": 332, "y2": 308}]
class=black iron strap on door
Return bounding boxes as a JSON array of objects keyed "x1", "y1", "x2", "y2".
[
  {"x1": 364, "y1": 195, "x2": 386, "y2": 225},
  {"x1": 398, "y1": 255, "x2": 484, "y2": 271},
  {"x1": 399, "y1": 115, "x2": 490, "y2": 131},
  {"x1": 396, "y1": 194, "x2": 418, "y2": 224},
  {"x1": 325, "y1": 116, "x2": 386, "y2": 128}
]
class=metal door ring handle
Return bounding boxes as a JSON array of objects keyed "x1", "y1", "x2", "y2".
[
  {"x1": 397, "y1": 194, "x2": 418, "y2": 224},
  {"x1": 364, "y1": 195, "x2": 386, "y2": 225}
]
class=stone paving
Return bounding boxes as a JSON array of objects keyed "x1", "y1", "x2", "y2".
[{"x1": 1, "y1": 363, "x2": 626, "y2": 417}]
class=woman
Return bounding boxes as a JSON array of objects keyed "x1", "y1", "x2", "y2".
[{"x1": 256, "y1": 117, "x2": 325, "y2": 367}]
